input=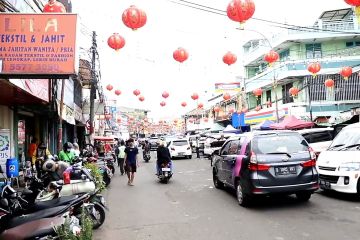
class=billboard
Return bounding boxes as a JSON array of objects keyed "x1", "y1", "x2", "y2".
[
  {"x1": 0, "y1": 13, "x2": 77, "y2": 75},
  {"x1": 215, "y1": 82, "x2": 241, "y2": 93}
]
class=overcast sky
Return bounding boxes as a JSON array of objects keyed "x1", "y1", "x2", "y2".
[{"x1": 73, "y1": 0, "x2": 349, "y2": 121}]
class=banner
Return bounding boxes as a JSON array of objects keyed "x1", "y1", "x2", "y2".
[
  {"x1": 0, "y1": 13, "x2": 77, "y2": 75},
  {"x1": 10, "y1": 79, "x2": 49, "y2": 102},
  {"x1": 0, "y1": 129, "x2": 11, "y2": 171},
  {"x1": 215, "y1": 82, "x2": 241, "y2": 93}
]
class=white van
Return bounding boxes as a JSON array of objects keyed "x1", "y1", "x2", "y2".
[{"x1": 317, "y1": 123, "x2": 360, "y2": 195}]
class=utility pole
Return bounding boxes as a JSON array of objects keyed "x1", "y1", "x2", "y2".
[
  {"x1": 89, "y1": 31, "x2": 97, "y2": 145},
  {"x1": 307, "y1": 79, "x2": 313, "y2": 122}
]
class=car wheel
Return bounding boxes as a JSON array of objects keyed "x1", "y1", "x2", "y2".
[
  {"x1": 235, "y1": 180, "x2": 251, "y2": 207},
  {"x1": 188, "y1": 155, "x2": 192, "y2": 159},
  {"x1": 213, "y1": 170, "x2": 224, "y2": 189},
  {"x1": 296, "y1": 191, "x2": 312, "y2": 202}
]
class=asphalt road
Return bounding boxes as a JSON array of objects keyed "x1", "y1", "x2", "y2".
[{"x1": 95, "y1": 152, "x2": 360, "y2": 240}]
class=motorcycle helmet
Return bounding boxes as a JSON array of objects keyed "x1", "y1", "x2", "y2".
[{"x1": 42, "y1": 159, "x2": 56, "y2": 172}]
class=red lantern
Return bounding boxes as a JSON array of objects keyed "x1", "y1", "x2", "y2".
[
  {"x1": 162, "y1": 91, "x2": 169, "y2": 99},
  {"x1": 340, "y1": 66, "x2": 353, "y2": 80},
  {"x1": 139, "y1": 96, "x2": 145, "y2": 102},
  {"x1": 122, "y1": 5, "x2": 147, "y2": 30},
  {"x1": 307, "y1": 62, "x2": 321, "y2": 76},
  {"x1": 214, "y1": 106, "x2": 220, "y2": 113},
  {"x1": 223, "y1": 92, "x2": 231, "y2": 101},
  {"x1": 115, "y1": 90, "x2": 121, "y2": 96},
  {"x1": 160, "y1": 101, "x2": 166, "y2": 107},
  {"x1": 325, "y1": 79, "x2": 335, "y2": 88},
  {"x1": 264, "y1": 50, "x2": 279, "y2": 66},
  {"x1": 255, "y1": 106, "x2": 261, "y2": 111},
  {"x1": 106, "y1": 84, "x2": 113, "y2": 91},
  {"x1": 107, "y1": 33, "x2": 125, "y2": 51},
  {"x1": 253, "y1": 88, "x2": 262, "y2": 97},
  {"x1": 133, "y1": 89, "x2": 141, "y2": 96},
  {"x1": 289, "y1": 87, "x2": 299, "y2": 97},
  {"x1": 173, "y1": 48, "x2": 189, "y2": 63},
  {"x1": 223, "y1": 52, "x2": 237, "y2": 66},
  {"x1": 229, "y1": 108, "x2": 235, "y2": 114},
  {"x1": 198, "y1": 103, "x2": 204, "y2": 109},
  {"x1": 191, "y1": 93, "x2": 199, "y2": 100},
  {"x1": 43, "y1": 0, "x2": 66, "y2": 13},
  {"x1": 345, "y1": 0, "x2": 360, "y2": 6},
  {"x1": 226, "y1": 0, "x2": 255, "y2": 28},
  {"x1": 181, "y1": 102, "x2": 187, "y2": 107}
]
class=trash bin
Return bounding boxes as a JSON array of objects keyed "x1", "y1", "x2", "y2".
[{"x1": 6, "y1": 158, "x2": 19, "y2": 178}]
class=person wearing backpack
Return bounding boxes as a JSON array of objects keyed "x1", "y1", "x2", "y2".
[{"x1": 118, "y1": 140, "x2": 126, "y2": 175}]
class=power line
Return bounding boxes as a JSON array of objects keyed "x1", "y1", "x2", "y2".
[{"x1": 171, "y1": 0, "x2": 360, "y2": 35}]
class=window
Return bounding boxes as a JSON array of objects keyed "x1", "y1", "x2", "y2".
[
  {"x1": 282, "y1": 83, "x2": 294, "y2": 104},
  {"x1": 252, "y1": 133, "x2": 309, "y2": 155},
  {"x1": 303, "y1": 131, "x2": 333, "y2": 144},
  {"x1": 279, "y1": 49, "x2": 290, "y2": 61},
  {"x1": 172, "y1": 140, "x2": 188, "y2": 146},
  {"x1": 305, "y1": 43, "x2": 322, "y2": 59},
  {"x1": 346, "y1": 41, "x2": 360, "y2": 48},
  {"x1": 266, "y1": 90, "x2": 272, "y2": 102},
  {"x1": 220, "y1": 141, "x2": 231, "y2": 155}
]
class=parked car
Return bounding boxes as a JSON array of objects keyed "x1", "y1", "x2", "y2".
[
  {"x1": 168, "y1": 139, "x2": 192, "y2": 159},
  {"x1": 297, "y1": 128, "x2": 334, "y2": 158},
  {"x1": 317, "y1": 123, "x2": 360, "y2": 195},
  {"x1": 149, "y1": 137, "x2": 159, "y2": 150},
  {"x1": 212, "y1": 131, "x2": 319, "y2": 207}
]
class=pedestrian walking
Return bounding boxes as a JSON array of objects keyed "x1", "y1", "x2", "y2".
[
  {"x1": 117, "y1": 140, "x2": 126, "y2": 175},
  {"x1": 124, "y1": 138, "x2": 139, "y2": 186}
]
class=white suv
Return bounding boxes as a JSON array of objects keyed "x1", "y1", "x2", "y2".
[
  {"x1": 168, "y1": 139, "x2": 192, "y2": 159},
  {"x1": 317, "y1": 123, "x2": 360, "y2": 195}
]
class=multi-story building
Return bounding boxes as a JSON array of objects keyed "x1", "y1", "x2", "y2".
[{"x1": 242, "y1": 8, "x2": 360, "y2": 125}]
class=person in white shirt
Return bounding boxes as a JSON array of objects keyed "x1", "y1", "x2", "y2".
[{"x1": 118, "y1": 140, "x2": 126, "y2": 175}]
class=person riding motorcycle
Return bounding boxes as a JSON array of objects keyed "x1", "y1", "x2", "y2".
[{"x1": 156, "y1": 140, "x2": 172, "y2": 175}]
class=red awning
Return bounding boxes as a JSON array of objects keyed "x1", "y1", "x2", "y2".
[{"x1": 270, "y1": 116, "x2": 314, "y2": 130}]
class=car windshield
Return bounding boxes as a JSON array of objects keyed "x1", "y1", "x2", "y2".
[
  {"x1": 173, "y1": 140, "x2": 188, "y2": 146},
  {"x1": 329, "y1": 128, "x2": 360, "y2": 149},
  {"x1": 252, "y1": 133, "x2": 309, "y2": 154}
]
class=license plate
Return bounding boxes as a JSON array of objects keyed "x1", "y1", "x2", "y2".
[
  {"x1": 178, "y1": 152, "x2": 185, "y2": 156},
  {"x1": 320, "y1": 180, "x2": 331, "y2": 189},
  {"x1": 162, "y1": 168, "x2": 171, "y2": 171},
  {"x1": 275, "y1": 166, "x2": 296, "y2": 175}
]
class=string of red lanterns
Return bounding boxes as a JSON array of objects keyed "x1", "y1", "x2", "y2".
[
  {"x1": 138, "y1": 96, "x2": 145, "y2": 102},
  {"x1": 122, "y1": 5, "x2": 147, "y2": 31},
  {"x1": 181, "y1": 102, "x2": 187, "y2": 107},
  {"x1": 107, "y1": 33, "x2": 125, "y2": 51},
  {"x1": 226, "y1": 0, "x2": 255, "y2": 29},
  {"x1": 223, "y1": 52, "x2": 237, "y2": 66},
  {"x1": 325, "y1": 79, "x2": 334, "y2": 88}
]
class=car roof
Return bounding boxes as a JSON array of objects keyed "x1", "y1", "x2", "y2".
[
  {"x1": 343, "y1": 122, "x2": 360, "y2": 129},
  {"x1": 297, "y1": 128, "x2": 334, "y2": 134}
]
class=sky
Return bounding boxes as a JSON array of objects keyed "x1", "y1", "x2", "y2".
[{"x1": 72, "y1": 0, "x2": 349, "y2": 121}]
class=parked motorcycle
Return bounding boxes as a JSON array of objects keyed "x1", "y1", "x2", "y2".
[{"x1": 158, "y1": 162, "x2": 172, "y2": 184}]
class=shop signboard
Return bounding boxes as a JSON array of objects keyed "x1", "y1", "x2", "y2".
[
  {"x1": 0, "y1": 13, "x2": 78, "y2": 76},
  {"x1": 215, "y1": 82, "x2": 241, "y2": 94},
  {"x1": 0, "y1": 129, "x2": 11, "y2": 172}
]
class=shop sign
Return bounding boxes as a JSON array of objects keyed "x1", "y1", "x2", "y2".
[
  {"x1": 0, "y1": 129, "x2": 11, "y2": 167},
  {"x1": 0, "y1": 13, "x2": 78, "y2": 75},
  {"x1": 215, "y1": 82, "x2": 241, "y2": 93},
  {"x1": 10, "y1": 79, "x2": 49, "y2": 102}
]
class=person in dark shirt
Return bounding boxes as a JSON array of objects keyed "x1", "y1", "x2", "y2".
[
  {"x1": 156, "y1": 140, "x2": 171, "y2": 175},
  {"x1": 124, "y1": 138, "x2": 139, "y2": 186}
]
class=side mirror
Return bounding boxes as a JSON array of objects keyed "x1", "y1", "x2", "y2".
[
  {"x1": 213, "y1": 149, "x2": 220, "y2": 156},
  {"x1": 0, "y1": 198, "x2": 8, "y2": 207}
]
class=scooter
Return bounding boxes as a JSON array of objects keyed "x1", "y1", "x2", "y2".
[{"x1": 158, "y1": 162, "x2": 173, "y2": 184}]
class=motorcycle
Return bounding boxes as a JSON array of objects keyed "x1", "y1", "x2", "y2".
[
  {"x1": 158, "y1": 162, "x2": 173, "y2": 184},
  {"x1": 82, "y1": 150, "x2": 113, "y2": 187},
  {"x1": 143, "y1": 150, "x2": 151, "y2": 162}
]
